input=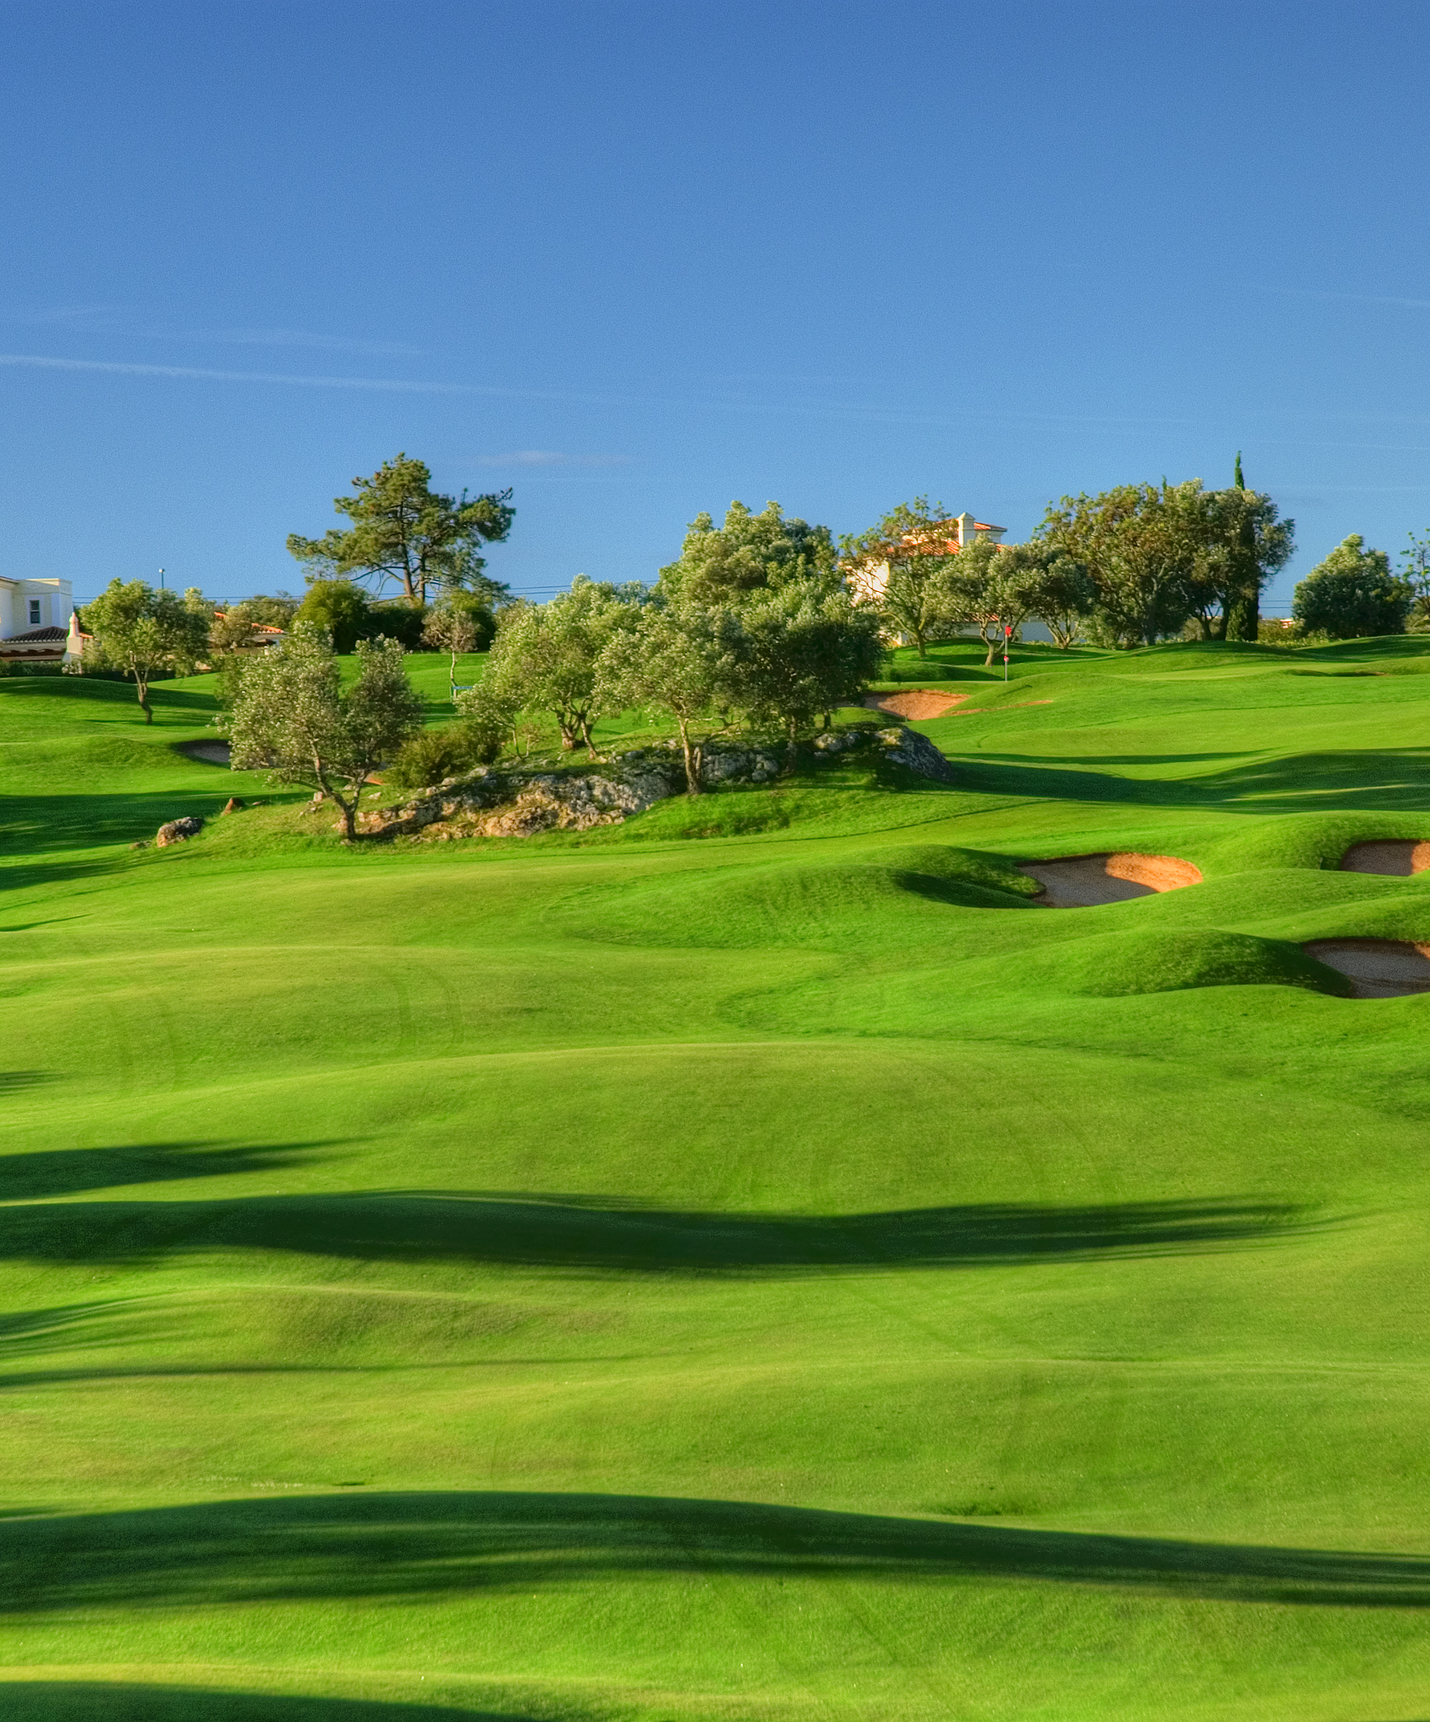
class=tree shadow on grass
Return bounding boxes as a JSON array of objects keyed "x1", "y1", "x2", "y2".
[
  {"x1": 1, "y1": 1491, "x2": 1427, "y2": 1612},
  {"x1": 951, "y1": 748, "x2": 1430, "y2": 816},
  {"x1": 0, "y1": 1686, "x2": 544, "y2": 1722},
  {"x1": 0, "y1": 1138, "x2": 342, "y2": 1200},
  {"x1": 0, "y1": 788, "x2": 250, "y2": 857},
  {"x1": 0, "y1": 1192, "x2": 1310, "y2": 1274}
]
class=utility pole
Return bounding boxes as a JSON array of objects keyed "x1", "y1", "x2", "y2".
[{"x1": 158, "y1": 567, "x2": 165, "y2": 591}]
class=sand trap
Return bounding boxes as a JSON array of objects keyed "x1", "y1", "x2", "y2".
[
  {"x1": 1303, "y1": 938, "x2": 1430, "y2": 998},
  {"x1": 862, "y1": 690, "x2": 969, "y2": 720},
  {"x1": 178, "y1": 740, "x2": 231, "y2": 766},
  {"x1": 1019, "y1": 852, "x2": 1203, "y2": 908},
  {"x1": 1340, "y1": 840, "x2": 1430, "y2": 877}
]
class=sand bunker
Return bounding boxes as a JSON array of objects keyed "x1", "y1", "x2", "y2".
[
  {"x1": 862, "y1": 690, "x2": 968, "y2": 720},
  {"x1": 1303, "y1": 938, "x2": 1430, "y2": 998},
  {"x1": 178, "y1": 740, "x2": 231, "y2": 766},
  {"x1": 1019, "y1": 852, "x2": 1203, "y2": 908},
  {"x1": 1340, "y1": 840, "x2": 1430, "y2": 877}
]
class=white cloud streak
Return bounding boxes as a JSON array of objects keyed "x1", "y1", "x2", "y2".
[{"x1": 470, "y1": 450, "x2": 631, "y2": 467}]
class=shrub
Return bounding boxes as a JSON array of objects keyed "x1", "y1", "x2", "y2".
[{"x1": 383, "y1": 720, "x2": 504, "y2": 790}]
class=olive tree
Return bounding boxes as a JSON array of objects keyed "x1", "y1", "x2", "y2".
[
  {"x1": 226, "y1": 624, "x2": 423, "y2": 838},
  {"x1": 467, "y1": 578, "x2": 640, "y2": 754},
  {"x1": 1293, "y1": 536, "x2": 1414, "y2": 639},
  {"x1": 840, "y1": 498, "x2": 966, "y2": 657},
  {"x1": 658, "y1": 500, "x2": 839, "y2": 604},
  {"x1": 596, "y1": 600, "x2": 745, "y2": 793},
  {"x1": 81, "y1": 579, "x2": 212, "y2": 723},
  {"x1": 737, "y1": 587, "x2": 884, "y2": 755},
  {"x1": 1039, "y1": 482, "x2": 1209, "y2": 647}
]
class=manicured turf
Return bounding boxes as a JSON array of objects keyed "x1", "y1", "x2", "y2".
[{"x1": 1, "y1": 637, "x2": 1429, "y2": 1720}]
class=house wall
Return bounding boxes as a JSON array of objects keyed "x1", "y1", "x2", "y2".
[
  {"x1": 0, "y1": 577, "x2": 72, "y2": 637},
  {"x1": 0, "y1": 577, "x2": 75, "y2": 659}
]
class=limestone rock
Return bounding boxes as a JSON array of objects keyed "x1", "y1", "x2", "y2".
[
  {"x1": 876, "y1": 726, "x2": 956, "y2": 783},
  {"x1": 155, "y1": 815, "x2": 204, "y2": 847}
]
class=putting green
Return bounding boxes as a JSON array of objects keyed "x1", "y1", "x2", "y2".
[{"x1": 2, "y1": 638, "x2": 1430, "y2": 1720}]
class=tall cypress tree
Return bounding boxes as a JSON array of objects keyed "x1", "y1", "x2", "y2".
[{"x1": 1225, "y1": 452, "x2": 1260, "y2": 641}]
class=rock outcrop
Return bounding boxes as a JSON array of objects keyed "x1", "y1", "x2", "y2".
[
  {"x1": 155, "y1": 816, "x2": 204, "y2": 847},
  {"x1": 873, "y1": 726, "x2": 957, "y2": 782},
  {"x1": 356, "y1": 726, "x2": 953, "y2": 842}
]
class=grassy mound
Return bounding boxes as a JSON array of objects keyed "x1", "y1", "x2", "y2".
[
  {"x1": 4, "y1": 635, "x2": 1430, "y2": 1721},
  {"x1": 987, "y1": 926, "x2": 1353, "y2": 999}
]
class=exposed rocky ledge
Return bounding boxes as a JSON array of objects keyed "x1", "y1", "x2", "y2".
[{"x1": 356, "y1": 726, "x2": 953, "y2": 841}]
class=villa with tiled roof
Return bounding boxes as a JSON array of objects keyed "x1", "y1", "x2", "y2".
[
  {"x1": 844, "y1": 512, "x2": 1006, "y2": 604},
  {"x1": 0, "y1": 576, "x2": 74, "y2": 664}
]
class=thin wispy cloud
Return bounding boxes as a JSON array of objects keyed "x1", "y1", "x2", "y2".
[
  {"x1": 0, "y1": 307, "x2": 421, "y2": 355},
  {"x1": 470, "y1": 450, "x2": 631, "y2": 467},
  {"x1": 13, "y1": 348, "x2": 1430, "y2": 448},
  {"x1": 0, "y1": 352, "x2": 510, "y2": 396},
  {"x1": 2, "y1": 305, "x2": 125, "y2": 327},
  {"x1": 1263, "y1": 285, "x2": 1430, "y2": 312},
  {"x1": 152, "y1": 326, "x2": 425, "y2": 356}
]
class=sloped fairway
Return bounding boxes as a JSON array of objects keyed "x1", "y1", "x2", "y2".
[{"x1": 2, "y1": 639, "x2": 1430, "y2": 1720}]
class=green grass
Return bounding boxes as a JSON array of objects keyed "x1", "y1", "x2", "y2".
[{"x1": 2, "y1": 637, "x2": 1430, "y2": 1719}]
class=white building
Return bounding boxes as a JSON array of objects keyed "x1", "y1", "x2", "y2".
[
  {"x1": 0, "y1": 576, "x2": 75, "y2": 664},
  {"x1": 844, "y1": 512, "x2": 1006, "y2": 605}
]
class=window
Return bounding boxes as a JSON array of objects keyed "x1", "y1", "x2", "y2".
[{"x1": 28, "y1": 599, "x2": 41, "y2": 626}]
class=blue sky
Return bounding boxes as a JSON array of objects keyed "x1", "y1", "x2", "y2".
[{"x1": 3, "y1": 0, "x2": 1430, "y2": 610}]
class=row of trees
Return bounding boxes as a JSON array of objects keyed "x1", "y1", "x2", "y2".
[
  {"x1": 836, "y1": 463, "x2": 1295, "y2": 656},
  {"x1": 459, "y1": 569, "x2": 883, "y2": 793}
]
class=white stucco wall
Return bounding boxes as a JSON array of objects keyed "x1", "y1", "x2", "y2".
[{"x1": 0, "y1": 577, "x2": 72, "y2": 638}]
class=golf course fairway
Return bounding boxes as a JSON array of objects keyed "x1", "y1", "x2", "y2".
[{"x1": 2, "y1": 636, "x2": 1430, "y2": 1721}]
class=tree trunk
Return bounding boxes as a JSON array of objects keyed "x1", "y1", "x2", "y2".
[
  {"x1": 134, "y1": 672, "x2": 153, "y2": 724},
  {"x1": 577, "y1": 714, "x2": 598, "y2": 754},
  {"x1": 983, "y1": 627, "x2": 999, "y2": 667},
  {"x1": 1195, "y1": 616, "x2": 1213, "y2": 640},
  {"x1": 785, "y1": 714, "x2": 799, "y2": 771},
  {"x1": 677, "y1": 719, "x2": 702, "y2": 795},
  {"x1": 557, "y1": 720, "x2": 578, "y2": 751}
]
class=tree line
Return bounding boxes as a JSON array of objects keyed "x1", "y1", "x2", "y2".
[{"x1": 72, "y1": 453, "x2": 1430, "y2": 821}]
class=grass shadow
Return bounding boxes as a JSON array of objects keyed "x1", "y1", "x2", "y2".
[
  {"x1": 1, "y1": 1490, "x2": 1427, "y2": 1611},
  {"x1": 0, "y1": 1685, "x2": 545, "y2": 1720},
  {"x1": 0, "y1": 1193, "x2": 1310, "y2": 1274},
  {"x1": 0, "y1": 1138, "x2": 341, "y2": 1200}
]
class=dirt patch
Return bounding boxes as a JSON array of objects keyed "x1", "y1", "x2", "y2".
[
  {"x1": 1340, "y1": 840, "x2": 1430, "y2": 877},
  {"x1": 1303, "y1": 938, "x2": 1430, "y2": 998},
  {"x1": 1019, "y1": 852, "x2": 1203, "y2": 908},
  {"x1": 862, "y1": 689, "x2": 969, "y2": 720},
  {"x1": 178, "y1": 740, "x2": 231, "y2": 766}
]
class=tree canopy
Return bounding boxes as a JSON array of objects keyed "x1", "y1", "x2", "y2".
[
  {"x1": 286, "y1": 454, "x2": 515, "y2": 607},
  {"x1": 658, "y1": 501, "x2": 839, "y2": 605},
  {"x1": 1293, "y1": 536, "x2": 1413, "y2": 640},
  {"x1": 1037, "y1": 476, "x2": 1293, "y2": 647},
  {"x1": 840, "y1": 498, "x2": 965, "y2": 658},
  {"x1": 226, "y1": 626, "x2": 423, "y2": 838},
  {"x1": 81, "y1": 579, "x2": 212, "y2": 723},
  {"x1": 596, "y1": 600, "x2": 747, "y2": 794},
  {"x1": 466, "y1": 578, "x2": 639, "y2": 754},
  {"x1": 736, "y1": 586, "x2": 884, "y2": 751}
]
